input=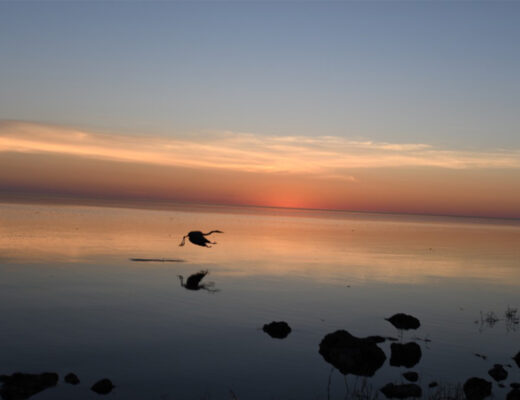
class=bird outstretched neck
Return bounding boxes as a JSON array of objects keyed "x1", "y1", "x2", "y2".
[{"x1": 202, "y1": 230, "x2": 223, "y2": 236}]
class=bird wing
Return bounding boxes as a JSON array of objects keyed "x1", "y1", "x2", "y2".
[{"x1": 186, "y1": 270, "x2": 208, "y2": 286}]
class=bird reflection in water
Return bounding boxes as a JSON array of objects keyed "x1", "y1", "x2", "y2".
[
  {"x1": 179, "y1": 230, "x2": 223, "y2": 248},
  {"x1": 178, "y1": 270, "x2": 219, "y2": 293}
]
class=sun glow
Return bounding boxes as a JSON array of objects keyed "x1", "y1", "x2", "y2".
[{"x1": 1, "y1": 120, "x2": 520, "y2": 218}]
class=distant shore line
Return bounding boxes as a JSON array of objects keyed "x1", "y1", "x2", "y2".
[{"x1": 1, "y1": 193, "x2": 519, "y2": 223}]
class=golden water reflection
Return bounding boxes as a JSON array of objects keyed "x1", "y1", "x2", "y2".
[{"x1": 1, "y1": 202, "x2": 519, "y2": 285}]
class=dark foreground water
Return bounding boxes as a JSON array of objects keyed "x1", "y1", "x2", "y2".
[{"x1": 0, "y1": 202, "x2": 519, "y2": 399}]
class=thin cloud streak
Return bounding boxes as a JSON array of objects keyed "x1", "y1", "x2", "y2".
[{"x1": 1, "y1": 121, "x2": 520, "y2": 181}]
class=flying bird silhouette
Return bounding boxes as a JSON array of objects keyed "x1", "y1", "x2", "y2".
[
  {"x1": 179, "y1": 230, "x2": 223, "y2": 247},
  {"x1": 178, "y1": 270, "x2": 218, "y2": 292}
]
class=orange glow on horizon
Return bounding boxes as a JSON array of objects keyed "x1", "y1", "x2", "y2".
[{"x1": 1, "y1": 120, "x2": 520, "y2": 218}]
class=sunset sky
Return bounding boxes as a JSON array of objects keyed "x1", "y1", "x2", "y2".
[{"x1": 1, "y1": 2, "x2": 519, "y2": 218}]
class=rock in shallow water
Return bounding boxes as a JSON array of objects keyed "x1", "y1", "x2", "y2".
[
  {"x1": 319, "y1": 330, "x2": 386, "y2": 377},
  {"x1": 390, "y1": 342, "x2": 422, "y2": 368},
  {"x1": 380, "y1": 383, "x2": 422, "y2": 399},
  {"x1": 488, "y1": 364, "x2": 508, "y2": 382},
  {"x1": 463, "y1": 377, "x2": 492, "y2": 400},
  {"x1": 64, "y1": 373, "x2": 80, "y2": 385},
  {"x1": 91, "y1": 378, "x2": 114, "y2": 395},
  {"x1": 263, "y1": 321, "x2": 291, "y2": 339},
  {"x1": 508, "y1": 388, "x2": 520, "y2": 400},
  {"x1": 514, "y1": 351, "x2": 520, "y2": 368},
  {"x1": 0, "y1": 372, "x2": 59, "y2": 400},
  {"x1": 385, "y1": 313, "x2": 420, "y2": 330}
]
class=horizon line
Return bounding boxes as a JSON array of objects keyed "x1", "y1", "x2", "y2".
[{"x1": 1, "y1": 192, "x2": 519, "y2": 223}]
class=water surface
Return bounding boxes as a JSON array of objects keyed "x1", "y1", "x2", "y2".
[{"x1": 0, "y1": 202, "x2": 519, "y2": 399}]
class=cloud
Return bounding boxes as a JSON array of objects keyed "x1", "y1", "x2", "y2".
[{"x1": 1, "y1": 120, "x2": 519, "y2": 182}]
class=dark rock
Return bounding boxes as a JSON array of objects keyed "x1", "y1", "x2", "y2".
[
  {"x1": 488, "y1": 364, "x2": 508, "y2": 381},
  {"x1": 514, "y1": 351, "x2": 520, "y2": 368},
  {"x1": 91, "y1": 379, "x2": 114, "y2": 395},
  {"x1": 500, "y1": 383, "x2": 506, "y2": 388},
  {"x1": 428, "y1": 381, "x2": 438, "y2": 388},
  {"x1": 402, "y1": 371, "x2": 418, "y2": 382},
  {"x1": 319, "y1": 330, "x2": 386, "y2": 377},
  {"x1": 463, "y1": 377, "x2": 492, "y2": 400},
  {"x1": 64, "y1": 373, "x2": 80, "y2": 385},
  {"x1": 366, "y1": 335, "x2": 386, "y2": 343},
  {"x1": 263, "y1": 321, "x2": 291, "y2": 339},
  {"x1": 386, "y1": 313, "x2": 420, "y2": 330},
  {"x1": 0, "y1": 372, "x2": 59, "y2": 400},
  {"x1": 380, "y1": 383, "x2": 422, "y2": 399},
  {"x1": 512, "y1": 383, "x2": 520, "y2": 389},
  {"x1": 390, "y1": 342, "x2": 422, "y2": 368},
  {"x1": 507, "y1": 389, "x2": 520, "y2": 400}
]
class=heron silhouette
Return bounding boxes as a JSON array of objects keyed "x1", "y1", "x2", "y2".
[
  {"x1": 179, "y1": 230, "x2": 223, "y2": 247},
  {"x1": 178, "y1": 270, "x2": 219, "y2": 292}
]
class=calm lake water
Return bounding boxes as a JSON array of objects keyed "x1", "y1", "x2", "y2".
[{"x1": 0, "y1": 202, "x2": 519, "y2": 399}]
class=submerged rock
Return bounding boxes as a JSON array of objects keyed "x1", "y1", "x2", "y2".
[
  {"x1": 463, "y1": 377, "x2": 492, "y2": 400},
  {"x1": 402, "y1": 371, "x2": 419, "y2": 382},
  {"x1": 514, "y1": 351, "x2": 520, "y2": 368},
  {"x1": 91, "y1": 379, "x2": 114, "y2": 395},
  {"x1": 508, "y1": 388, "x2": 520, "y2": 400},
  {"x1": 390, "y1": 342, "x2": 422, "y2": 368},
  {"x1": 319, "y1": 330, "x2": 386, "y2": 377},
  {"x1": 380, "y1": 383, "x2": 422, "y2": 399},
  {"x1": 488, "y1": 364, "x2": 508, "y2": 382},
  {"x1": 0, "y1": 372, "x2": 59, "y2": 400},
  {"x1": 511, "y1": 383, "x2": 520, "y2": 389},
  {"x1": 64, "y1": 373, "x2": 80, "y2": 385},
  {"x1": 428, "y1": 381, "x2": 438, "y2": 388},
  {"x1": 263, "y1": 321, "x2": 291, "y2": 339},
  {"x1": 386, "y1": 314, "x2": 420, "y2": 330}
]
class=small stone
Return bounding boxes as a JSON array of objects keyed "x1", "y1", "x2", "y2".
[
  {"x1": 262, "y1": 321, "x2": 291, "y2": 339},
  {"x1": 91, "y1": 378, "x2": 114, "y2": 395},
  {"x1": 64, "y1": 373, "x2": 80, "y2": 385},
  {"x1": 402, "y1": 371, "x2": 419, "y2": 382},
  {"x1": 390, "y1": 342, "x2": 422, "y2": 368},
  {"x1": 514, "y1": 351, "x2": 520, "y2": 368},
  {"x1": 511, "y1": 383, "x2": 520, "y2": 389},
  {"x1": 428, "y1": 381, "x2": 438, "y2": 388},
  {"x1": 488, "y1": 364, "x2": 508, "y2": 382},
  {"x1": 507, "y1": 388, "x2": 520, "y2": 400},
  {"x1": 463, "y1": 377, "x2": 492, "y2": 400},
  {"x1": 386, "y1": 313, "x2": 421, "y2": 330}
]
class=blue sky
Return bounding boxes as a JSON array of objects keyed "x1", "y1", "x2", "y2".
[{"x1": 1, "y1": 1, "x2": 519, "y2": 149}]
